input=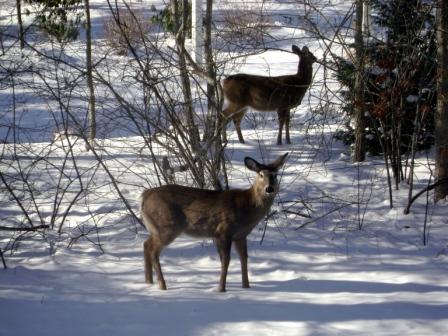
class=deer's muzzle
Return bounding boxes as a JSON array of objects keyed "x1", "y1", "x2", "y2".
[{"x1": 265, "y1": 186, "x2": 275, "y2": 194}]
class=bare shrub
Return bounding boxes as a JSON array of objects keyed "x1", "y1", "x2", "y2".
[
  {"x1": 103, "y1": 8, "x2": 152, "y2": 55},
  {"x1": 220, "y1": 1, "x2": 272, "y2": 46}
]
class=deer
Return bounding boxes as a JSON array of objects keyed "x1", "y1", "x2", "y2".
[
  {"x1": 140, "y1": 153, "x2": 288, "y2": 292},
  {"x1": 221, "y1": 45, "x2": 317, "y2": 145}
]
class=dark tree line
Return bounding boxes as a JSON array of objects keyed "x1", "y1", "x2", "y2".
[{"x1": 334, "y1": 0, "x2": 448, "y2": 202}]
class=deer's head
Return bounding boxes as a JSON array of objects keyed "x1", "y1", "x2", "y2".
[
  {"x1": 292, "y1": 45, "x2": 317, "y2": 64},
  {"x1": 244, "y1": 153, "x2": 288, "y2": 201}
]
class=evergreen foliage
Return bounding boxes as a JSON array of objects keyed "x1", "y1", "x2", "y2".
[
  {"x1": 25, "y1": 0, "x2": 83, "y2": 42},
  {"x1": 151, "y1": 2, "x2": 192, "y2": 37},
  {"x1": 334, "y1": 0, "x2": 436, "y2": 155}
]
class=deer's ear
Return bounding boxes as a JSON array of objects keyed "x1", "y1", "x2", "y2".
[
  {"x1": 270, "y1": 153, "x2": 289, "y2": 171},
  {"x1": 244, "y1": 157, "x2": 262, "y2": 172},
  {"x1": 292, "y1": 45, "x2": 301, "y2": 54},
  {"x1": 302, "y1": 46, "x2": 310, "y2": 53}
]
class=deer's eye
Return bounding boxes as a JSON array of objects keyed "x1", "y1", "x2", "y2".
[{"x1": 259, "y1": 172, "x2": 264, "y2": 178}]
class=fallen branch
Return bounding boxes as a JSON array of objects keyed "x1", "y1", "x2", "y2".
[
  {"x1": 403, "y1": 178, "x2": 448, "y2": 215},
  {"x1": 282, "y1": 209, "x2": 312, "y2": 218},
  {"x1": 0, "y1": 249, "x2": 6, "y2": 269},
  {"x1": 0, "y1": 224, "x2": 49, "y2": 232}
]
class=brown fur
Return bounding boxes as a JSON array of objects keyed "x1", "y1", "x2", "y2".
[
  {"x1": 221, "y1": 45, "x2": 316, "y2": 145},
  {"x1": 140, "y1": 153, "x2": 288, "y2": 292}
]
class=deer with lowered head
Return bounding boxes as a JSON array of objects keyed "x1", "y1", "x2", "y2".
[
  {"x1": 140, "y1": 153, "x2": 288, "y2": 292},
  {"x1": 221, "y1": 45, "x2": 316, "y2": 145}
]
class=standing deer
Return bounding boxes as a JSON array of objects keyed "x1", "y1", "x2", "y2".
[
  {"x1": 140, "y1": 153, "x2": 288, "y2": 292},
  {"x1": 221, "y1": 45, "x2": 316, "y2": 145}
]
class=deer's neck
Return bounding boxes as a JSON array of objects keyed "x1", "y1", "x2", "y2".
[{"x1": 296, "y1": 61, "x2": 313, "y2": 84}]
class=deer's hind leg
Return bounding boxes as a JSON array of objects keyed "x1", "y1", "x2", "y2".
[
  {"x1": 145, "y1": 234, "x2": 169, "y2": 290},
  {"x1": 222, "y1": 103, "x2": 247, "y2": 143},
  {"x1": 144, "y1": 238, "x2": 153, "y2": 284},
  {"x1": 218, "y1": 109, "x2": 230, "y2": 142},
  {"x1": 152, "y1": 239, "x2": 167, "y2": 290},
  {"x1": 232, "y1": 108, "x2": 247, "y2": 144}
]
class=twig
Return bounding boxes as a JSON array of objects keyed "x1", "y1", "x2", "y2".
[
  {"x1": 423, "y1": 175, "x2": 431, "y2": 245},
  {"x1": 0, "y1": 171, "x2": 34, "y2": 228},
  {"x1": 259, "y1": 210, "x2": 277, "y2": 245},
  {"x1": 295, "y1": 204, "x2": 351, "y2": 230}
]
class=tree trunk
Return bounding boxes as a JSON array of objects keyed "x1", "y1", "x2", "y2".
[
  {"x1": 173, "y1": 0, "x2": 203, "y2": 187},
  {"x1": 204, "y1": 0, "x2": 226, "y2": 190},
  {"x1": 85, "y1": 0, "x2": 96, "y2": 148},
  {"x1": 191, "y1": 0, "x2": 203, "y2": 63},
  {"x1": 435, "y1": 0, "x2": 448, "y2": 201},
  {"x1": 16, "y1": 0, "x2": 25, "y2": 49},
  {"x1": 204, "y1": 0, "x2": 215, "y2": 142},
  {"x1": 352, "y1": 0, "x2": 365, "y2": 162},
  {"x1": 179, "y1": 0, "x2": 198, "y2": 147}
]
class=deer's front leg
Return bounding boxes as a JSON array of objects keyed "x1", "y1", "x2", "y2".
[
  {"x1": 215, "y1": 237, "x2": 232, "y2": 292},
  {"x1": 285, "y1": 109, "x2": 291, "y2": 145},
  {"x1": 234, "y1": 238, "x2": 249, "y2": 288},
  {"x1": 277, "y1": 108, "x2": 286, "y2": 145}
]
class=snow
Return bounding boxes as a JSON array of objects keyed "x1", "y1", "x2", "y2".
[
  {"x1": 1, "y1": 0, "x2": 448, "y2": 335},
  {"x1": 406, "y1": 95, "x2": 419, "y2": 103},
  {"x1": 2, "y1": 224, "x2": 448, "y2": 335}
]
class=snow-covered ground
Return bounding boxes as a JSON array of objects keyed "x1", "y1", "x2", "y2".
[
  {"x1": 2, "y1": 210, "x2": 448, "y2": 335},
  {"x1": 1, "y1": 1, "x2": 447, "y2": 335}
]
